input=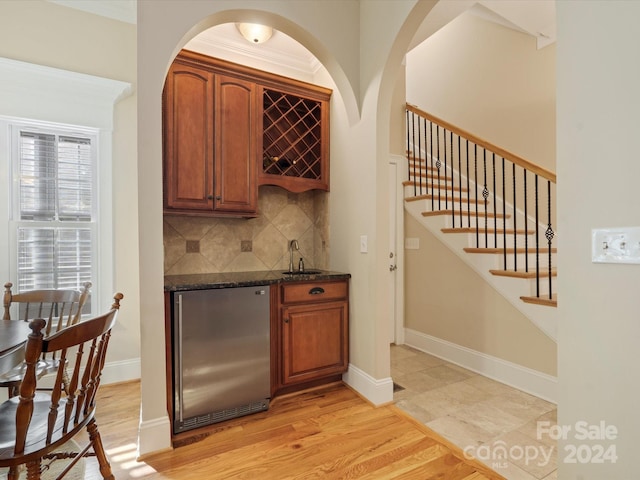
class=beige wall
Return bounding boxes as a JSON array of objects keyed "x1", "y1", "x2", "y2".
[
  {"x1": 407, "y1": 12, "x2": 556, "y2": 171},
  {"x1": 405, "y1": 214, "x2": 557, "y2": 375},
  {"x1": 403, "y1": 10, "x2": 557, "y2": 377},
  {"x1": 0, "y1": 1, "x2": 140, "y2": 371},
  {"x1": 557, "y1": 2, "x2": 640, "y2": 477}
]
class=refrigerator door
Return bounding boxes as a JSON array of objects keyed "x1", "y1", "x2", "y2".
[{"x1": 173, "y1": 286, "x2": 270, "y2": 433}]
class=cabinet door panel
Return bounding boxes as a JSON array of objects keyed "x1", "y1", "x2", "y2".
[
  {"x1": 282, "y1": 301, "x2": 348, "y2": 384},
  {"x1": 164, "y1": 65, "x2": 214, "y2": 211},
  {"x1": 214, "y1": 75, "x2": 257, "y2": 213}
]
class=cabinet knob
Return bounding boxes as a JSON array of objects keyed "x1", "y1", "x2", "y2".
[
  {"x1": 284, "y1": 318, "x2": 289, "y2": 323},
  {"x1": 207, "y1": 194, "x2": 213, "y2": 200}
]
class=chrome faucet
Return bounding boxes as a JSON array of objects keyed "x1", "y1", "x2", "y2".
[{"x1": 288, "y1": 239, "x2": 299, "y2": 273}]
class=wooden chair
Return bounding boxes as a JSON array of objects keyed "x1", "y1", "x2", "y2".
[
  {"x1": 1, "y1": 282, "x2": 91, "y2": 397},
  {"x1": 0, "y1": 293, "x2": 123, "y2": 480}
]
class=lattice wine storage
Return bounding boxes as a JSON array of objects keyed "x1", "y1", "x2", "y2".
[{"x1": 262, "y1": 88, "x2": 324, "y2": 184}]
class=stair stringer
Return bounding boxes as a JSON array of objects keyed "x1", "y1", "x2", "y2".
[{"x1": 405, "y1": 199, "x2": 557, "y2": 341}]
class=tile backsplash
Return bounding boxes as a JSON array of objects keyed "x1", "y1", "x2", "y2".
[{"x1": 164, "y1": 186, "x2": 329, "y2": 275}]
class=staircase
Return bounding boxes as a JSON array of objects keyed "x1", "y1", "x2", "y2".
[{"x1": 405, "y1": 104, "x2": 558, "y2": 340}]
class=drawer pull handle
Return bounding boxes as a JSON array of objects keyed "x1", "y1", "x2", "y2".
[{"x1": 309, "y1": 287, "x2": 325, "y2": 295}]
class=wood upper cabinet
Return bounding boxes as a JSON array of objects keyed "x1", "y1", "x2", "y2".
[
  {"x1": 272, "y1": 280, "x2": 349, "y2": 395},
  {"x1": 214, "y1": 74, "x2": 258, "y2": 214},
  {"x1": 163, "y1": 50, "x2": 332, "y2": 216},
  {"x1": 163, "y1": 54, "x2": 257, "y2": 217},
  {"x1": 163, "y1": 62, "x2": 215, "y2": 212}
]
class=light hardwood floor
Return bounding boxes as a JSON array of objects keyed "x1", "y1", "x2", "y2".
[{"x1": 83, "y1": 380, "x2": 505, "y2": 479}]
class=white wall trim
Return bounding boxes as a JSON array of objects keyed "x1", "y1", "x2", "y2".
[
  {"x1": 343, "y1": 363, "x2": 394, "y2": 406},
  {"x1": 101, "y1": 358, "x2": 141, "y2": 385},
  {"x1": 404, "y1": 328, "x2": 557, "y2": 404},
  {"x1": 138, "y1": 415, "x2": 172, "y2": 458}
]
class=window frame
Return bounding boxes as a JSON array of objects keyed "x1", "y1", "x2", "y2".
[
  {"x1": 1, "y1": 117, "x2": 103, "y2": 315},
  {"x1": 13, "y1": 122, "x2": 98, "y2": 300}
]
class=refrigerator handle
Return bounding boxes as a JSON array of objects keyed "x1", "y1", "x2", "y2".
[{"x1": 177, "y1": 294, "x2": 184, "y2": 422}]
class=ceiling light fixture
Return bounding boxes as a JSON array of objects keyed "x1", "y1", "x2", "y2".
[{"x1": 236, "y1": 23, "x2": 274, "y2": 44}]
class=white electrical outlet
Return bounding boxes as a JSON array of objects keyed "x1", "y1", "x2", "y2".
[
  {"x1": 360, "y1": 235, "x2": 368, "y2": 253},
  {"x1": 592, "y1": 227, "x2": 640, "y2": 264}
]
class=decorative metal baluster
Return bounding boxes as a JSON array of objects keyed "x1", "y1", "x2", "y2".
[
  {"x1": 474, "y1": 144, "x2": 479, "y2": 247},
  {"x1": 444, "y1": 128, "x2": 449, "y2": 211},
  {"x1": 546, "y1": 181, "x2": 555, "y2": 300},
  {"x1": 512, "y1": 163, "x2": 517, "y2": 271},
  {"x1": 535, "y1": 174, "x2": 540, "y2": 297},
  {"x1": 436, "y1": 125, "x2": 441, "y2": 210},
  {"x1": 492, "y1": 153, "x2": 497, "y2": 248},
  {"x1": 524, "y1": 169, "x2": 529, "y2": 273},
  {"x1": 429, "y1": 120, "x2": 434, "y2": 210},
  {"x1": 417, "y1": 115, "x2": 423, "y2": 196},
  {"x1": 466, "y1": 140, "x2": 471, "y2": 228},
  {"x1": 449, "y1": 130, "x2": 454, "y2": 225},
  {"x1": 482, "y1": 149, "x2": 489, "y2": 247},
  {"x1": 458, "y1": 135, "x2": 462, "y2": 228},
  {"x1": 502, "y1": 157, "x2": 506, "y2": 270}
]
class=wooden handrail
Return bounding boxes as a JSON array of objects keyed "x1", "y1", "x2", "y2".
[{"x1": 406, "y1": 103, "x2": 556, "y2": 183}]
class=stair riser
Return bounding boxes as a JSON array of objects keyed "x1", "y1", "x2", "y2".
[{"x1": 497, "y1": 255, "x2": 557, "y2": 271}]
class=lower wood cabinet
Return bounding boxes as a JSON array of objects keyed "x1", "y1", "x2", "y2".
[{"x1": 272, "y1": 279, "x2": 349, "y2": 396}]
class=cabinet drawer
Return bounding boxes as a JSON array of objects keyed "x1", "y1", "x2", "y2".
[{"x1": 281, "y1": 281, "x2": 347, "y2": 304}]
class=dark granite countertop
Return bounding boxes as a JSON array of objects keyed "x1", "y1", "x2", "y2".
[{"x1": 164, "y1": 270, "x2": 351, "y2": 292}]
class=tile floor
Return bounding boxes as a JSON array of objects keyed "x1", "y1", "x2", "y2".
[{"x1": 391, "y1": 344, "x2": 558, "y2": 480}]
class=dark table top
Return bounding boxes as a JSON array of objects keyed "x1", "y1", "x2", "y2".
[{"x1": 0, "y1": 320, "x2": 31, "y2": 355}]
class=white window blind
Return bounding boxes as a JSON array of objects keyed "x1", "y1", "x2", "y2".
[{"x1": 13, "y1": 128, "x2": 96, "y2": 308}]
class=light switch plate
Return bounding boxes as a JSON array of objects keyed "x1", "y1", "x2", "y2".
[
  {"x1": 592, "y1": 227, "x2": 640, "y2": 264},
  {"x1": 360, "y1": 235, "x2": 368, "y2": 253}
]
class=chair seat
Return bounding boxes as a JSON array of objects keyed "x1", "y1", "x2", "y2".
[{"x1": 0, "y1": 392, "x2": 86, "y2": 462}]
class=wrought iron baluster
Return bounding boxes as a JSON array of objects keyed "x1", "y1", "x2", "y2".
[
  {"x1": 466, "y1": 140, "x2": 471, "y2": 228},
  {"x1": 524, "y1": 169, "x2": 529, "y2": 273},
  {"x1": 429, "y1": 120, "x2": 434, "y2": 210},
  {"x1": 546, "y1": 181, "x2": 555, "y2": 300},
  {"x1": 458, "y1": 135, "x2": 462, "y2": 228},
  {"x1": 492, "y1": 153, "x2": 497, "y2": 248},
  {"x1": 436, "y1": 125, "x2": 441, "y2": 210},
  {"x1": 417, "y1": 115, "x2": 423, "y2": 196},
  {"x1": 444, "y1": 132, "x2": 456, "y2": 228},
  {"x1": 512, "y1": 163, "x2": 517, "y2": 271},
  {"x1": 535, "y1": 175, "x2": 540, "y2": 297},
  {"x1": 482, "y1": 149, "x2": 489, "y2": 247},
  {"x1": 474, "y1": 144, "x2": 479, "y2": 248},
  {"x1": 444, "y1": 128, "x2": 449, "y2": 210},
  {"x1": 502, "y1": 157, "x2": 506, "y2": 269}
]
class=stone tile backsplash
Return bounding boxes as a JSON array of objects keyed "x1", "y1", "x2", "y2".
[{"x1": 163, "y1": 186, "x2": 329, "y2": 275}]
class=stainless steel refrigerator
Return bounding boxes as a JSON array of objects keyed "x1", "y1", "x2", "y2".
[{"x1": 171, "y1": 285, "x2": 270, "y2": 433}]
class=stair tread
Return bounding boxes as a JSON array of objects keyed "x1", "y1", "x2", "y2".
[
  {"x1": 520, "y1": 294, "x2": 557, "y2": 307},
  {"x1": 442, "y1": 227, "x2": 535, "y2": 235},
  {"x1": 464, "y1": 247, "x2": 557, "y2": 254},
  {"x1": 490, "y1": 269, "x2": 557, "y2": 278},
  {"x1": 408, "y1": 172, "x2": 454, "y2": 180},
  {"x1": 407, "y1": 194, "x2": 486, "y2": 204},
  {"x1": 403, "y1": 180, "x2": 470, "y2": 192},
  {"x1": 421, "y1": 210, "x2": 510, "y2": 218}
]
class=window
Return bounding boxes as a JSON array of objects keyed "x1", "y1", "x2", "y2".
[{"x1": 8, "y1": 122, "x2": 97, "y2": 314}]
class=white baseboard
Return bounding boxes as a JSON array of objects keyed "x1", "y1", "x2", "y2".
[
  {"x1": 101, "y1": 357, "x2": 141, "y2": 385},
  {"x1": 342, "y1": 363, "x2": 394, "y2": 406},
  {"x1": 403, "y1": 329, "x2": 557, "y2": 404},
  {"x1": 138, "y1": 415, "x2": 172, "y2": 458}
]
